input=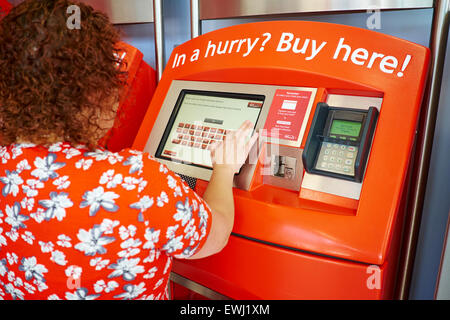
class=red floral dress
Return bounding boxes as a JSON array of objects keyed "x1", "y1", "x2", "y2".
[{"x1": 0, "y1": 142, "x2": 211, "y2": 300}]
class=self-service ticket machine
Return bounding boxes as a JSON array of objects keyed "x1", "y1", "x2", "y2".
[{"x1": 134, "y1": 21, "x2": 430, "y2": 299}]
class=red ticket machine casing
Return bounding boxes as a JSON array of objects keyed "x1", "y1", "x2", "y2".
[
  {"x1": 99, "y1": 42, "x2": 156, "y2": 152},
  {"x1": 0, "y1": 0, "x2": 12, "y2": 19},
  {"x1": 134, "y1": 21, "x2": 430, "y2": 299}
]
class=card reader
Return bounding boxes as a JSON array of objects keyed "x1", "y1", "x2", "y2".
[{"x1": 302, "y1": 103, "x2": 378, "y2": 182}]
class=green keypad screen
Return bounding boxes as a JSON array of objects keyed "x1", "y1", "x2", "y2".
[{"x1": 330, "y1": 120, "x2": 361, "y2": 138}]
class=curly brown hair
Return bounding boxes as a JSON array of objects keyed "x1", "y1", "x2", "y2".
[{"x1": 0, "y1": 0, "x2": 127, "y2": 149}]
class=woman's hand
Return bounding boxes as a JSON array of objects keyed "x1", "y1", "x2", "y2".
[{"x1": 209, "y1": 120, "x2": 259, "y2": 174}]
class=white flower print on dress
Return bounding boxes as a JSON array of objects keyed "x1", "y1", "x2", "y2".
[
  {"x1": 123, "y1": 154, "x2": 143, "y2": 174},
  {"x1": 143, "y1": 228, "x2": 160, "y2": 250},
  {"x1": 157, "y1": 191, "x2": 169, "y2": 207},
  {"x1": 48, "y1": 142, "x2": 63, "y2": 152},
  {"x1": 21, "y1": 231, "x2": 35, "y2": 245},
  {"x1": 99, "y1": 170, "x2": 123, "y2": 189},
  {"x1": 113, "y1": 283, "x2": 146, "y2": 300},
  {"x1": 173, "y1": 197, "x2": 193, "y2": 227},
  {"x1": 198, "y1": 203, "x2": 209, "y2": 230},
  {"x1": 18, "y1": 257, "x2": 48, "y2": 283},
  {"x1": 159, "y1": 164, "x2": 168, "y2": 174},
  {"x1": 6, "y1": 228, "x2": 19, "y2": 242},
  {"x1": 121, "y1": 176, "x2": 139, "y2": 191},
  {"x1": 10, "y1": 145, "x2": 24, "y2": 159},
  {"x1": 166, "y1": 225, "x2": 179, "y2": 240},
  {"x1": 38, "y1": 241, "x2": 54, "y2": 253},
  {"x1": 56, "y1": 234, "x2": 72, "y2": 248},
  {"x1": 31, "y1": 153, "x2": 66, "y2": 182},
  {"x1": 74, "y1": 225, "x2": 116, "y2": 256},
  {"x1": 118, "y1": 238, "x2": 142, "y2": 258},
  {"x1": 183, "y1": 219, "x2": 197, "y2": 240},
  {"x1": 5, "y1": 202, "x2": 29, "y2": 230},
  {"x1": 4, "y1": 283, "x2": 24, "y2": 300},
  {"x1": 0, "y1": 146, "x2": 11, "y2": 164},
  {"x1": 0, "y1": 142, "x2": 211, "y2": 300},
  {"x1": 143, "y1": 266, "x2": 157, "y2": 279},
  {"x1": 33, "y1": 278, "x2": 48, "y2": 292},
  {"x1": 80, "y1": 187, "x2": 119, "y2": 216},
  {"x1": 65, "y1": 265, "x2": 82, "y2": 280},
  {"x1": 50, "y1": 250, "x2": 67, "y2": 266},
  {"x1": 105, "y1": 152, "x2": 124, "y2": 165},
  {"x1": 0, "y1": 259, "x2": 8, "y2": 276},
  {"x1": 167, "y1": 175, "x2": 177, "y2": 189},
  {"x1": 20, "y1": 197, "x2": 35, "y2": 212},
  {"x1": 7, "y1": 253, "x2": 18, "y2": 265},
  {"x1": 0, "y1": 170, "x2": 23, "y2": 197},
  {"x1": 15, "y1": 159, "x2": 31, "y2": 173},
  {"x1": 153, "y1": 278, "x2": 164, "y2": 290},
  {"x1": 163, "y1": 257, "x2": 171, "y2": 275},
  {"x1": 23, "y1": 282, "x2": 36, "y2": 295},
  {"x1": 173, "y1": 186, "x2": 183, "y2": 198},
  {"x1": 99, "y1": 219, "x2": 120, "y2": 234},
  {"x1": 62, "y1": 148, "x2": 81, "y2": 159},
  {"x1": 130, "y1": 196, "x2": 154, "y2": 222},
  {"x1": 162, "y1": 235, "x2": 184, "y2": 254},
  {"x1": 22, "y1": 179, "x2": 44, "y2": 198},
  {"x1": 119, "y1": 225, "x2": 137, "y2": 240},
  {"x1": 0, "y1": 227, "x2": 8, "y2": 248},
  {"x1": 90, "y1": 257, "x2": 110, "y2": 271},
  {"x1": 94, "y1": 280, "x2": 119, "y2": 293},
  {"x1": 137, "y1": 178, "x2": 147, "y2": 192},
  {"x1": 38, "y1": 192, "x2": 74, "y2": 221},
  {"x1": 85, "y1": 150, "x2": 123, "y2": 165},
  {"x1": 53, "y1": 176, "x2": 70, "y2": 190},
  {"x1": 30, "y1": 208, "x2": 45, "y2": 224},
  {"x1": 75, "y1": 158, "x2": 93, "y2": 170},
  {"x1": 107, "y1": 257, "x2": 145, "y2": 281},
  {"x1": 143, "y1": 249, "x2": 160, "y2": 263},
  {"x1": 65, "y1": 288, "x2": 100, "y2": 300}
]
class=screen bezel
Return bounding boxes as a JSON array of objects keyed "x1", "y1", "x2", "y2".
[{"x1": 155, "y1": 89, "x2": 265, "y2": 170}]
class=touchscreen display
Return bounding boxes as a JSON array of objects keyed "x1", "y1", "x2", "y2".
[
  {"x1": 156, "y1": 90, "x2": 264, "y2": 168},
  {"x1": 330, "y1": 119, "x2": 361, "y2": 138}
]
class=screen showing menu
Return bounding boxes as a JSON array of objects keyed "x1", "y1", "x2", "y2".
[{"x1": 156, "y1": 90, "x2": 264, "y2": 168}]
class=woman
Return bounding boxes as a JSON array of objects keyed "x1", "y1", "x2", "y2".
[{"x1": 0, "y1": 0, "x2": 257, "y2": 300}]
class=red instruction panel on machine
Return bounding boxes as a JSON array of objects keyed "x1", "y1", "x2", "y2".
[{"x1": 263, "y1": 89, "x2": 313, "y2": 145}]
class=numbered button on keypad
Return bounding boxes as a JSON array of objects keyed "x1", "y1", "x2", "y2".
[{"x1": 315, "y1": 143, "x2": 358, "y2": 176}]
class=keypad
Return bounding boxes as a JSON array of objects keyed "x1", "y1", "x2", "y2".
[
  {"x1": 315, "y1": 142, "x2": 358, "y2": 176},
  {"x1": 171, "y1": 122, "x2": 232, "y2": 150}
]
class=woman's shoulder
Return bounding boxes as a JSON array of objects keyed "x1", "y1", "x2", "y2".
[{"x1": 0, "y1": 142, "x2": 164, "y2": 176}]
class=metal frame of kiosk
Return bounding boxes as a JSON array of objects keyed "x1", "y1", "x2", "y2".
[{"x1": 134, "y1": 20, "x2": 430, "y2": 299}]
